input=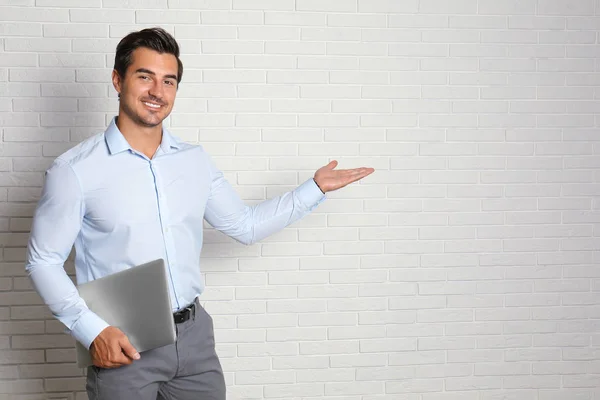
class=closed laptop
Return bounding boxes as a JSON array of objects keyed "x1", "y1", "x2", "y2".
[{"x1": 75, "y1": 258, "x2": 176, "y2": 368}]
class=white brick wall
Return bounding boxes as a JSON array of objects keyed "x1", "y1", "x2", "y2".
[{"x1": 1, "y1": 1, "x2": 599, "y2": 399}]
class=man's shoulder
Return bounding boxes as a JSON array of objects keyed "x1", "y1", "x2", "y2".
[{"x1": 53, "y1": 131, "x2": 107, "y2": 169}]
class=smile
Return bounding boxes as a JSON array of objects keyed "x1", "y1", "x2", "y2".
[{"x1": 143, "y1": 101, "x2": 162, "y2": 109}]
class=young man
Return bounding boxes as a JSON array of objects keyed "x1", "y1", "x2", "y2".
[{"x1": 25, "y1": 27, "x2": 374, "y2": 400}]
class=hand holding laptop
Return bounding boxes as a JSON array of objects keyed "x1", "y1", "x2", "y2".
[
  {"x1": 91, "y1": 326, "x2": 141, "y2": 368},
  {"x1": 76, "y1": 259, "x2": 177, "y2": 368}
]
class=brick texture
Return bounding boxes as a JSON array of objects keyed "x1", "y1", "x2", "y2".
[{"x1": 1, "y1": 1, "x2": 599, "y2": 399}]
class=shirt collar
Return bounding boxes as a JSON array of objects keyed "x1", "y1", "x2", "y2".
[{"x1": 105, "y1": 116, "x2": 181, "y2": 156}]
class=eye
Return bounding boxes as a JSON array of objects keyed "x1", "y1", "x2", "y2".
[
  {"x1": 140, "y1": 75, "x2": 150, "y2": 81},
  {"x1": 164, "y1": 80, "x2": 175, "y2": 86}
]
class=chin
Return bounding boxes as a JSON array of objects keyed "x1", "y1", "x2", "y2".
[{"x1": 139, "y1": 110, "x2": 168, "y2": 127}]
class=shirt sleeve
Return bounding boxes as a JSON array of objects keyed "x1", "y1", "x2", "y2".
[
  {"x1": 203, "y1": 153, "x2": 326, "y2": 245},
  {"x1": 25, "y1": 159, "x2": 109, "y2": 349}
]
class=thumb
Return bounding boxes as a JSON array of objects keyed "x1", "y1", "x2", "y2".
[
  {"x1": 327, "y1": 160, "x2": 338, "y2": 170},
  {"x1": 120, "y1": 336, "x2": 140, "y2": 360}
]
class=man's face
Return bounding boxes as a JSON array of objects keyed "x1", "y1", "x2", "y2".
[{"x1": 112, "y1": 47, "x2": 179, "y2": 128}]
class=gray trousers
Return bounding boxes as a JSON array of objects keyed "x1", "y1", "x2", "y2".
[{"x1": 86, "y1": 299, "x2": 226, "y2": 400}]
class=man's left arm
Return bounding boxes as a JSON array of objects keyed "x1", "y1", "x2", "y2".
[
  {"x1": 203, "y1": 155, "x2": 326, "y2": 245},
  {"x1": 203, "y1": 155, "x2": 374, "y2": 245}
]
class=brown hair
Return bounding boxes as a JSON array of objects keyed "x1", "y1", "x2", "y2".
[{"x1": 114, "y1": 27, "x2": 183, "y2": 84}]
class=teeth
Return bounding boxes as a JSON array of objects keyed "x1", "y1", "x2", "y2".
[{"x1": 144, "y1": 102, "x2": 161, "y2": 108}]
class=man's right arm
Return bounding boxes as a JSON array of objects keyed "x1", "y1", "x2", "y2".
[{"x1": 25, "y1": 159, "x2": 109, "y2": 350}]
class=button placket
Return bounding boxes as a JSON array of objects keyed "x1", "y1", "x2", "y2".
[{"x1": 149, "y1": 160, "x2": 180, "y2": 310}]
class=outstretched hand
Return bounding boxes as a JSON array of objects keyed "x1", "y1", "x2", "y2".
[{"x1": 313, "y1": 160, "x2": 375, "y2": 193}]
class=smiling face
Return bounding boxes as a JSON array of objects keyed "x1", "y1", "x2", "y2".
[{"x1": 112, "y1": 47, "x2": 179, "y2": 129}]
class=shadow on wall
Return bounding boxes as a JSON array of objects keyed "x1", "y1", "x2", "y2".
[{"x1": 5, "y1": 52, "x2": 119, "y2": 394}]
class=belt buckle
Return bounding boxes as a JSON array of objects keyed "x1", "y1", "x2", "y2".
[{"x1": 174, "y1": 303, "x2": 195, "y2": 324}]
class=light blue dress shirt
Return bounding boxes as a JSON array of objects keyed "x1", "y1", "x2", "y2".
[{"x1": 25, "y1": 117, "x2": 326, "y2": 349}]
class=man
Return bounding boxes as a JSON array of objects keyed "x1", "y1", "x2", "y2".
[{"x1": 25, "y1": 27, "x2": 374, "y2": 400}]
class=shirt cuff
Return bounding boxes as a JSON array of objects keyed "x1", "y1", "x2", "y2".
[
  {"x1": 69, "y1": 309, "x2": 110, "y2": 350},
  {"x1": 295, "y1": 178, "x2": 326, "y2": 211}
]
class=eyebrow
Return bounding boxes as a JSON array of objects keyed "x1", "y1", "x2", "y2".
[{"x1": 134, "y1": 68, "x2": 178, "y2": 81}]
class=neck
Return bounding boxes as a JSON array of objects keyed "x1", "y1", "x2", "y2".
[{"x1": 116, "y1": 113, "x2": 162, "y2": 158}]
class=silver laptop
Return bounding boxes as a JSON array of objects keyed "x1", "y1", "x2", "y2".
[{"x1": 75, "y1": 258, "x2": 176, "y2": 368}]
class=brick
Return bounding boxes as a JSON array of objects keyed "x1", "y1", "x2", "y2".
[
  {"x1": 169, "y1": 0, "x2": 229, "y2": 8},
  {"x1": 264, "y1": 11, "x2": 325, "y2": 26},
  {"x1": 0, "y1": 7, "x2": 68, "y2": 22},
  {"x1": 326, "y1": 381, "x2": 384, "y2": 396},
  {"x1": 420, "y1": 58, "x2": 478, "y2": 71},
  {"x1": 40, "y1": 54, "x2": 105, "y2": 68},
  {"x1": 297, "y1": 55, "x2": 359, "y2": 70},
  {"x1": 42, "y1": 23, "x2": 108, "y2": 38},
  {"x1": 363, "y1": 85, "x2": 419, "y2": 99},
  {"x1": 19, "y1": 363, "x2": 84, "y2": 378},
  {"x1": 327, "y1": 42, "x2": 386, "y2": 56},
  {"x1": 234, "y1": 55, "x2": 293, "y2": 70},
  {"x1": 0, "y1": 22, "x2": 41, "y2": 36},
  {"x1": 387, "y1": 378, "x2": 444, "y2": 393},
  {"x1": 236, "y1": 370, "x2": 295, "y2": 385},
  {"x1": 41, "y1": 83, "x2": 106, "y2": 98},
  {"x1": 203, "y1": 40, "x2": 264, "y2": 55},
  {"x1": 452, "y1": 74, "x2": 507, "y2": 89},
  {"x1": 71, "y1": 9, "x2": 133, "y2": 23},
  {"x1": 479, "y1": 0, "x2": 536, "y2": 14},
  {"x1": 264, "y1": 383, "x2": 324, "y2": 398},
  {"x1": 45, "y1": 377, "x2": 86, "y2": 392},
  {"x1": 137, "y1": 10, "x2": 199, "y2": 24},
  {"x1": 327, "y1": 298, "x2": 386, "y2": 312},
  {"x1": 0, "y1": 379, "x2": 44, "y2": 394},
  {"x1": 298, "y1": 368, "x2": 355, "y2": 383},
  {"x1": 37, "y1": 0, "x2": 100, "y2": 5},
  {"x1": 360, "y1": 57, "x2": 418, "y2": 71},
  {"x1": 364, "y1": 29, "x2": 420, "y2": 43},
  {"x1": 5, "y1": 38, "x2": 70, "y2": 53},
  {"x1": 510, "y1": 16, "x2": 566, "y2": 30},
  {"x1": 540, "y1": 31, "x2": 596, "y2": 44},
  {"x1": 297, "y1": 0, "x2": 355, "y2": 12},
  {"x1": 450, "y1": 44, "x2": 506, "y2": 58},
  {"x1": 240, "y1": 26, "x2": 300, "y2": 41},
  {"x1": 0, "y1": 350, "x2": 44, "y2": 364},
  {"x1": 539, "y1": 59, "x2": 595, "y2": 73},
  {"x1": 539, "y1": 0, "x2": 595, "y2": 15},
  {"x1": 447, "y1": 349, "x2": 503, "y2": 363},
  {"x1": 299, "y1": 312, "x2": 357, "y2": 327},
  {"x1": 327, "y1": 13, "x2": 385, "y2": 28},
  {"x1": 450, "y1": 15, "x2": 507, "y2": 28},
  {"x1": 423, "y1": 29, "x2": 479, "y2": 43},
  {"x1": 331, "y1": 353, "x2": 387, "y2": 368},
  {"x1": 329, "y1": 325, "x2": 386, "y2": 340},
  {"x1": 232, "y1": 0, "x2": 291, "y2": 9}
]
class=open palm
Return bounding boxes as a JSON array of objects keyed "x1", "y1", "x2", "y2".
[{"x1": 313, "y1": 160, "x2": 375, "y2": 193}]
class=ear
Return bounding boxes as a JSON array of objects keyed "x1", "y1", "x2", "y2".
[{"x1": 112, "y1": 69, "x2": 122, "y2": 97}]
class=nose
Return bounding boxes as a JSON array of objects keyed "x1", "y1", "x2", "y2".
[{"x1": 148, "y1": 79, "x2": 164, "y2": 100}]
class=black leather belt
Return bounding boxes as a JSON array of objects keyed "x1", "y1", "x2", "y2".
[{"x1": 173, "y1": 302, "x2": 195, "y2": 324}]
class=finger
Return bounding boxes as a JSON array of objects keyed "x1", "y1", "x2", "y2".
[
  {"x1": 343, "y1": 168, "x2": 373, "y2": 175},
  {"x1": 119, "y1": 337, "x2": 141, "y2": 361},
  {"x1": 344, "y1": 171, "x2": 372, "y2": 184},
  {"x1": 327, "y1": 160, "x2": 338, "y2": 170},
  {"x1": 352, "y1": 168, "x2": 374, "y2": 176}
]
